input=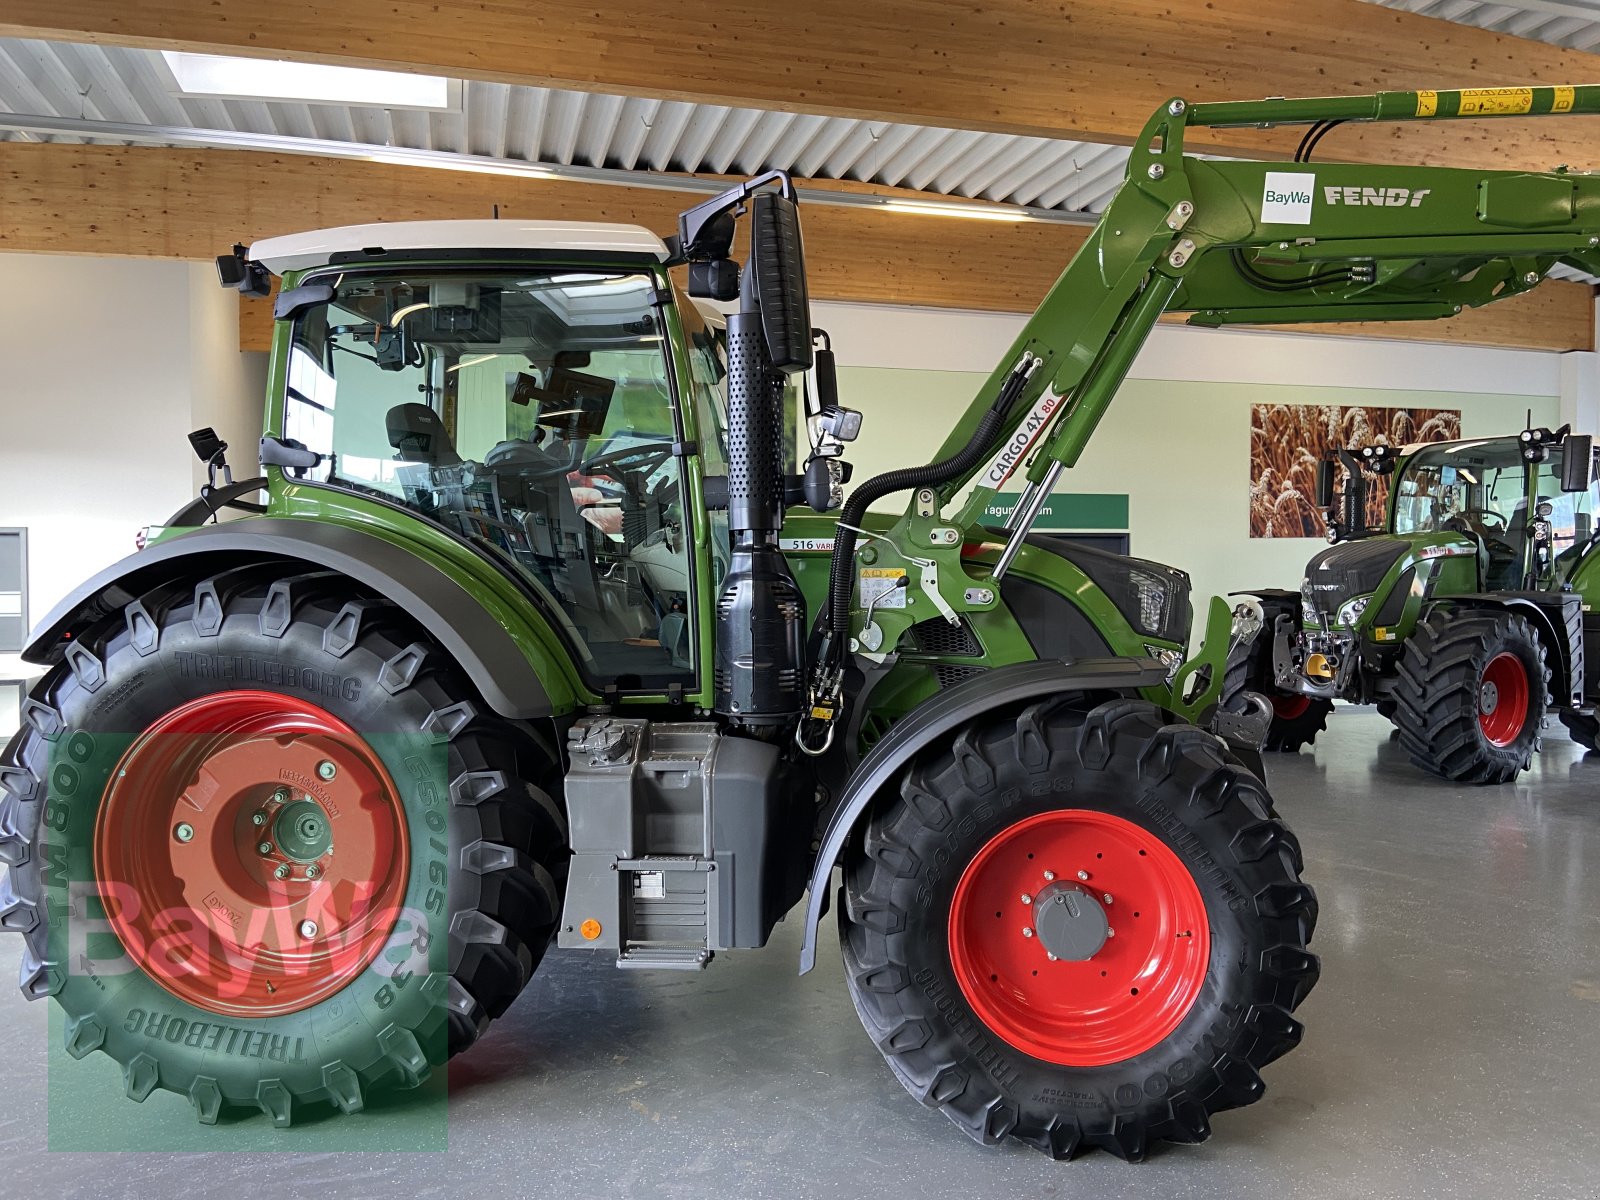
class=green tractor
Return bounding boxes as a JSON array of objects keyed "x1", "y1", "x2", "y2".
[
  {"x1": 1229, "y1": 424, "x2": 1599, "y2": 783},
  {"x1": 11, "y1": 80, "x2": 1600, "y2": 1157}
]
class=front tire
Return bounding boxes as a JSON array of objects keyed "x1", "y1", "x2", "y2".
[
  {"x1": 1221, "y1": 628, "x2": 1331, "y2": 752},
  {"x1": 839, "y1": 698, "x2": 1318, "y2": 1160},
  {"x1": 1560, "y1": 710, "x2": 1600, "y2": 752},
  {"x1": 0, "y1": 566, "x2": 568, "y2": 1123},
  {"x1": 1391, "y1": 608, "x2": 1548, "y2": 783}
]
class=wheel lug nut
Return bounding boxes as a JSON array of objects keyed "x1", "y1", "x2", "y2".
[
  {"x1": 1047, "y1": 952, "x2": 1059, "y2": 962},
  {"x1": 1103, "y1": 893, "x2": 1114, "y2": 905},
  {"x1": 1077, "y1": 870, "x2": 1090, "y2": 881},
  {"x1": 317, "y1": 761, "x2": 337, "y2": 781},
  {"x1": 257, "y1": 842, "x2": 274, "y2": 855},
  {"x1": 1022, "y1": 926, "x2": 1034, "y2": 938},
  {"x1": 274, "y1": 864, "x2": 291, "y2": 880},
  {"x1": 272, "y1": 787, "x2": 290, "y2": 803},
  {"x1": 251, "y1": 812, "x2": 268, "y2": 827},
  {"x1": 1020, "y1": 894, "x2": 1033, "y2": 905},
  {"x1": 305, "y1": 864, "x2": 320, "y2": 879},
  {"x1": 174, "y1": 823, "x2": 194, "y2": 843},
  {"x1": 299, "y1": 920, "x2": 318, "y2": 939},
  {"x1": 1106, "y1": 928, "x2": 1116, "y2": 938},
  {"x1": 1042, "y1": 870, "x2": 1055, "y2": 881}
]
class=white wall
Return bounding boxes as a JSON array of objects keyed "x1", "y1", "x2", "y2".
[{"x1": 0, "y1": 254, "x2": 267, "y2": 685}]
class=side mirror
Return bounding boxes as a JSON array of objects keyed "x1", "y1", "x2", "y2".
[
  {"x1": 750, "y1": 191, "x2": 813, "y2": 373},
  {"x1": 813, "y1": 334, "x2": 839, "y2": 410},
  {"x1": 1562, "y1": 434, "x2": 1594, "y2": 492},
  {"x1": 1314, "y1": 459, "x2": 1336, "y2": 509}
]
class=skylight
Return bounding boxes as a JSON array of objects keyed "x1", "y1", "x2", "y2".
[{"x1": 161, "y1": 52, "x2": 453, "y2": 110}]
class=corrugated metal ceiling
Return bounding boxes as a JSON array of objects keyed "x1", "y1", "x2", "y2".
[
  {"x1": 1366, "y1": 0, "x2": 1600, "y2": 50},
  {"x1": 0, "y1": 37, "x2": 1134, "y2": 216}
]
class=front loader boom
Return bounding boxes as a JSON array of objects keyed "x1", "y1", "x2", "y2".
[{"x1": 812, "y1": 84, "x2": 1600, "y2": 724}]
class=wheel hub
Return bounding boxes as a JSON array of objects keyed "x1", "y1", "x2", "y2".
[
  {"x1": 1030, "y1": 881, "x2": 1109, "y2": 962},
  {"x1": 95, "y1": 690, "x2": 409, "y2": 1018},
  {"x1": 272, "y1": 798, "x2": 334, "y2": 863},
  {"x1": 1477, "y1": 652, "x2": 1529, "y2": 747},
  {"x1": 947, "y1": 809, "x2": 1211, "y2": 1068}
]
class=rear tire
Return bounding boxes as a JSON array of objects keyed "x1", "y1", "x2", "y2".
[
  {"x1": 0, "y1": 566, "x2": 568, "y2": 1124},
  {"x1": 1391, "y1": 608, "x2": 1548, "y2": 783},
  {"x1": 1221, "y1": 626, "x2": 1331, "y2": 752},
  {"x1": 839, "y1": 698, "x2": 1318, "y2": 1160}
]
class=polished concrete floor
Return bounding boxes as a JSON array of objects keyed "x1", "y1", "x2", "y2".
[{"x1": 4, "y1": 706, "x2": 1600, "y2": 1198}]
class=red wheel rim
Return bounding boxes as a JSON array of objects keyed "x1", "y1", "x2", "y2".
[
  {"x1": 1272, "y1": 694, "x2": 1312, "y2": 721},
  {"x1": 94, "y1": 690, "x2": 409, "y2": 1017},
  {"x1": 1478, "y1": 653, "x2": 1530, "y2": 748},
  {"x1": 947, "y1": 810, "x2": 1210, "y2": 1067}
]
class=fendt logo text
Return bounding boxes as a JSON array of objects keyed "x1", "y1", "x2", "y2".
[{"x1": 1324, "y1": 186, "x2": 1432, "y2": 208}]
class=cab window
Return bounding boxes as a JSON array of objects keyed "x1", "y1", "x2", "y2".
[{"x1": 283, "y1": 269, "x2": 694, "y2": 691}]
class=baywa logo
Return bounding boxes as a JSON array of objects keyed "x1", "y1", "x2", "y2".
[
  {"x1": 1260, "y1": 172, "x2": 1315, "y2": 225},
  {"x1": 1324, "y1": 186, "x2": 1432, "y2": 208},
  {"x1": 1265, "y1": 184, "x2": 1313, "y2": 207}
]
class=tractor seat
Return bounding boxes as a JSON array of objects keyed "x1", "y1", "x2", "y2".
[{"x1": 386, "y1": 403, "x2": 461, "y2": 466}]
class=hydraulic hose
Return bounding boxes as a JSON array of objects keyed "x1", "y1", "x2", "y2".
[{"x1": 823, "y1": 399, "x2": 1013, "y2": 643}]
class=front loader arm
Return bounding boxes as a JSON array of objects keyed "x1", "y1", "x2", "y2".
[
  {"x1": 937, "y1": 84, "x2": 1600, "y2": 531},
  {"x1": 823, "y1": 83, "x2": 1600, "y2": 730}
]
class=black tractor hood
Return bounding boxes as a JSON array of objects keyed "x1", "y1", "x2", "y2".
[{"x1": 1301, "y1": 537, "x2": 1410, "y2": 621}]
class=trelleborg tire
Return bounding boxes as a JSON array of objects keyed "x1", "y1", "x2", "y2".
[
  {"x1": 0, "y1": 565, "x2": 568, "y2": 1124},
  {"x1": 1391, "y1": 608, "x2": 1548, "y2": 783},
  {"x1": 838, "y1": 697, "x2": 1318, "y2": 1160}
]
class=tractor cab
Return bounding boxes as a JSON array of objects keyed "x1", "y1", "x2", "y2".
[
  {"x1": 1389, "y1": 436, "x2": 1600, "y2": 590},
  {"x1": 247, "y1": 219, "x2": 823, "y2": 699}
]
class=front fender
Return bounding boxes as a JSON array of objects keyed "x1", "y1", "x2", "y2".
[
  {"x1": 797, "y1": 655, "x2": 1168, "y2": 973},
  {"x1": 23, "y1": 517, "x2": 556, "y2": 719}
]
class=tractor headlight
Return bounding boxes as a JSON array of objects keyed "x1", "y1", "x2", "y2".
[
  {"x1": 1336, "y1": 594, "x2": 1372, "y2": 628},
  {"x1": 1143, "y1": 643, "x2": 1185, "y2": 684},
  {"x1": 1061, "y1": 550, "x2": 1192, "y2": 644},
  {"x1": 1133, "y1": 571, "x2": 1168, "y2": 634}
]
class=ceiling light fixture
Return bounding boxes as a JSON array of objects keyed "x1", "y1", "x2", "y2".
[
  {"x1": 162, "y1": 52, "x2": 453, "y2": 110},
  {"x1": 880, "y1": 198, "x2": 1038, "y2": 222}
]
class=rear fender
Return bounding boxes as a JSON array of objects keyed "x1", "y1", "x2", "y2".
[
  {"x1": 23, "y1": 517, "x2": 564, "y2": 719},
  {"x1": 797, "y1": 655, "x2": 1168, "y2": 973}
]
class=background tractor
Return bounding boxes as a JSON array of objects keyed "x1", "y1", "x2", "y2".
[
  {"x1": 1228, "y1": 424, "x2": 1599, "y2": 783},
  {"x1": 14, "y1": 80, "x2": 1600, "y2": 1158}
]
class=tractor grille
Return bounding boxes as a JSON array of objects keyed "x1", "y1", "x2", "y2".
[{"x1": 909, "y1": 616, "x2": 982, "y2": 658}]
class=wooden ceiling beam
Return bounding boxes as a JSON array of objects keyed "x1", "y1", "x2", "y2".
[
  {"x1": 0, "y1": 142, "x2": 1589, "y2": 354},
  {"x1": 5, "y1": 1, "x2": 1600, "y2": 173}
]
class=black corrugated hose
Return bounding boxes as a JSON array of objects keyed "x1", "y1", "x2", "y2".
[{"x1": 821, "y1": 361, "x2": 1034, "y2": 650}]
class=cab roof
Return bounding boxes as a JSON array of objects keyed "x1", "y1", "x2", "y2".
[{"x1": 248, "y1": 219, "x2": 672, "y2": 275}]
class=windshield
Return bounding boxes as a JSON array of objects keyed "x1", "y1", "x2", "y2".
[
  {"x1": 1392, "y1": 440, "x2": 1528, "y2": 537},
  {"x1": 282, "y1": 268, "x2": 697, "y2": 691}
]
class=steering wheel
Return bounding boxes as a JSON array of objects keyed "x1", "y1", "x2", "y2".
[
  {"x1": 581, "y1": 440, "x2": 676, "y2": 479},
  {"x1": 483, "y1": 438, "x2": 582, "y2": 482},
  {"x1": 1460, "y1": 507, "x2": 1509, "y2": 532}
]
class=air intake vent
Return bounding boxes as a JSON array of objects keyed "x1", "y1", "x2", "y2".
[{"x1": 910, "y1": 617, "x2": 982, "y2": 658}]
